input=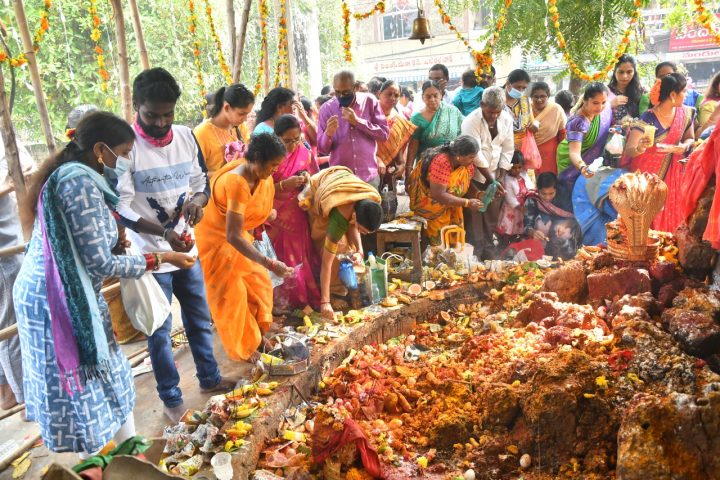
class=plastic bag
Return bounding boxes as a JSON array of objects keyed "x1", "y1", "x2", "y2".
[
  {"x1": 254, "y1": 230, "x2": 284, "y2": 288},
  {"x1": 363, "y1": 256, "x2": 387, "y2": 303},
  {"x1": 380, "y1": 184, "x2": 397, "y2": 223},
  {"x1": 297, "y1": 175, "x2": 313, "y2": 210},
  {"x1": 120, "y1": 242, "x2": 171, "y2": 336},
  {"x1": 520, "y1": 130, "x2": 542, "y2": 170}
]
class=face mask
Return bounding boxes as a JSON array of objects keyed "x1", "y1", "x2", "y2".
[
  {"x1": 338, "y1": 93, "x2": 355, "y2": 108},
  {"x1": 102, "y1": 144, "x2": 131, "y2": 179},
  {"x1": 508, "y1": 87, "x2": 523, "y2": 100}
]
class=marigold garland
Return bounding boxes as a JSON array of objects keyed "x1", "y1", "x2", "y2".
[
  {"x1": 341, "y1": 1, "x2": 352, "y2": 62},
  {"x1": 435, "y1": 0, "x2": 511, "y2": 80},
  {"x1": 203, "y1": 0, "x2": 233, "y2": 85},
  {"x1": 353, "y1": 1, "x2": 384, "y2": 20},
  {"x1": 187, "y1": 0, "x2": 207, "y2": 114},
  {"x1": 548, "y1": 0, "x2": 641, "y2": 82},
  {"x1": 255, "y1": 0, "x2": 269, "y2": 95},
  {"x1": 692, "y1": 0, "x2": 720, "y2": 47},
  {"x1": 274, "y1": 0, "x2": 289, "y2": 87},
  {"x1": 88, "y1": 0, "x2": 111, "y2": 103},
  {"x1": 341, "y1": 1, "x2": 385, "y2": 63},
  {"x1": 0, "y1": 0, "x2": 52, "y2": 68}
]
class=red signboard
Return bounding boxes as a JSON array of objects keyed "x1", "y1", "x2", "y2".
[{"x1": 670, "y1": 16, "x2": 720, "y2": 52}]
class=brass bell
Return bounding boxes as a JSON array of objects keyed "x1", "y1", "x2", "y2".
[{"x1": 409, "y1": 8, "x2": 431, "y2": 44}]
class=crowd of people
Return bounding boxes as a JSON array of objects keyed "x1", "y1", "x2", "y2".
[{"x1": 0, "y1": 52, "x2": 717, "y2": 459}]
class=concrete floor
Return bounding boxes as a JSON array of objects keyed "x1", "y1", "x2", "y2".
[{"x1": 0, "y1": 300, "x2": 256, "y2": 480}]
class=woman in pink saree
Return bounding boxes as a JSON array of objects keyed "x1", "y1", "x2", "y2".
[
  {"x1": 267, "y1": 114, "x2": 321, "y2": 311},
  {"x1": 623, "y1": 73, "x2": 696, "y2": 233}
]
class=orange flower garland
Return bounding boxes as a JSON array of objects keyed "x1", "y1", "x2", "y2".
[
  {"x1": 33, "y1": 0, "x2": 52, "y2": 52},
  {"x1": 353, "y1": 1, "x2": 384, "y2": 20},
  {"x1": 435, "y1": 0, "x2": 511, "y2": 79},
  {"x1": 255, "y1": 0, "x2": 269, "y2": 95},
  {"x1": 204, "y1": 0, "x2": 233, "y2": 85},
  {"x1": 548, "y1": 0, "x2": 641, "y2": 82},
  {"x1": 341, "y1": 1, "x2": 385, "y2": 63},
  {"x1": 88, "y1": 0, "x2": 111, "y2": 103},
  {"x1": 341, "y1": 1, "x2": 352, "y2": 62},
  {"x1": 692, "y1": 0, "x2": 720, "y2": 47},
  {"x1": 188, "y1": 0, "x2": 207, "y2": 114},
  {"x1": 274, "y1": 0, "x2": 289, "y2": 87},
  {"x1": 0, "y1": 0, "x2": 52, "y2": 68}
]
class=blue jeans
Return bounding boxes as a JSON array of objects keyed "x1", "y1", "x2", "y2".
[{"x1": 150, "y1": 260, "x2": 221, "y2": 407}]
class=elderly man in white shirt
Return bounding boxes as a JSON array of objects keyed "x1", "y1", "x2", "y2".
[{"x1": 460, "y1": 86, "x2": 514, "y2": 259}]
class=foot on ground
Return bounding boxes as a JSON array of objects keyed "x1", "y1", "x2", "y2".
[
  {"x1": 164, "y1": 403, "x2": 186, "y2": 423},
  {"x1": 200, "y1": 377, "x2": 238, "y2": 394}
]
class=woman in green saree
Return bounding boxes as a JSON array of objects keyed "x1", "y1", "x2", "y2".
[
  {"x1": 556, "y1": 82, "x2": 612, "y2": 210},
  {"x1": 406, "y1": 81, "x2": 464, "y2": 179}
]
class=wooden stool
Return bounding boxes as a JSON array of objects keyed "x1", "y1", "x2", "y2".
[{"x1": 376, "y1": 221, "x2": 423, "y2": 284}]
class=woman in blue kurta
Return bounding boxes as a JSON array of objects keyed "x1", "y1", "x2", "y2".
[{"x1": 13, "y1": 112, "x2": 195, "y2": 455}]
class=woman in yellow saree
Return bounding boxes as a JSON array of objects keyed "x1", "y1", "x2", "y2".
[
  {"x1": 409, "y1": 136, "x2": 485, "y2": 245},
  {"x1": 300, "y1": 166, "x2": 383, "y2": 319},
  {"x1": 195, "y1": 133, "x2": 293, "y2": 361}
]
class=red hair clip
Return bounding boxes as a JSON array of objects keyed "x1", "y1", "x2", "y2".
[{"x1": 65, "y1": 128, "x2": 77, "y2": 140}]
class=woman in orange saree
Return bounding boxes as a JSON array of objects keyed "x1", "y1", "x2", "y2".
[
  {"x1": 408, "y1": 136, "x2": 485, "y2": 245},
  {"x1": 195, "y1": 134, "x2": 293, "y2": 361},
  {"x1": 622, "y1": 73, "x2": 696, "y2": 233}
]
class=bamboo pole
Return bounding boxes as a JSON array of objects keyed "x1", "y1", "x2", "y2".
[
  {"x1": 285, "y1": 0, "x2": 297, "y2": 91},
  {"x1": 0, "y1": 433, "x2": 41, "y2": 472},
  {"x1": 110, "y1": 0, "x2": 132, "y2": 122},
  {"x1": 12, "y1": 0, "x2": 55, "y2": 154},
  {"x1": 226, "y1": 0, "x2": 236, "y2": 71},
  {"x1": 0, "y1": 65, "x2": 26, "y2": 203},
  {"x1": 0, "y1": 324, "x2": 17, "y2": 342},
  {"x1": 232, "y1": 0, "x2": 253, "y2": 83},
  {"x1": 128, "y1": 0, "x2": 150, "y2": 69},
  {"x1": 0, "y1": 403, "x2": 24, "y2": 421},
  {"x1": 0, "y1": 244, "x2": 26, "y2": 258}
]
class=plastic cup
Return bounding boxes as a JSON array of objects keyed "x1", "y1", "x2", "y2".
[
  {"x1": 643, "y1": 125, "x2": 656, "y2": 147},
  {"x1": 210, "y1": 452, "x2": 233, "y2": 480}
]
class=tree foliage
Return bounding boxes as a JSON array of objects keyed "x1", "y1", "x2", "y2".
[
  {"x1": 0, "y1": 0, "x2": 345, "y2": 144},
  {"x1": 484, "y1": 0, "x2": 648, "y2": 72}
]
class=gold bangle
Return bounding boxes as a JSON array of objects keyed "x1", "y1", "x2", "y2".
[
  {"x1": 464, "y1": 198, "x2": 469, "y2": 208},
  {"x1": 279, "y1": 181, "x2": 285, "y2": 192}
]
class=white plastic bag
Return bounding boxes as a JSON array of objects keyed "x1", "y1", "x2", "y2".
[{"x1": 120, "y1": 240, "x2": 171, "y2": 336}]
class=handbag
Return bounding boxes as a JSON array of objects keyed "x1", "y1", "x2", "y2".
[
  {"x1": 254, "y1": 228, "x2": 285, "y2": 288},
  {"x1": 119, "y1": 241, "x2": 171, "y2": 336},
  {"x1": 520, "y1": 130, "x2": 542, "y2": 170}
]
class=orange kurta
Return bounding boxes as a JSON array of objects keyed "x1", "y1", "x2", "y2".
[{"x1": 195, "y1": 160, "x2": 274, "y2": 361}]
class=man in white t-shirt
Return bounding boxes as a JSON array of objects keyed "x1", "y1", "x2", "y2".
[
  {"x1": 461, "y1": 86, "x2": 514, "y2": 259},
  {"x1": 116, "y1": 68, "x2": 235, "y2": 422}
]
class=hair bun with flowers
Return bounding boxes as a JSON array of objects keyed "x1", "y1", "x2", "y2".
[{"x1": 649, "y1": 79, "x2": 662, "y2": 106}]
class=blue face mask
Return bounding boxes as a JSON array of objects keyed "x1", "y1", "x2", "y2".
[
  {"x1": 508, "y1": 87, "x2": 523, "y2": 100},
  {"x1": 102, "y1": 143, "x2": 131, "y2": 181}
]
